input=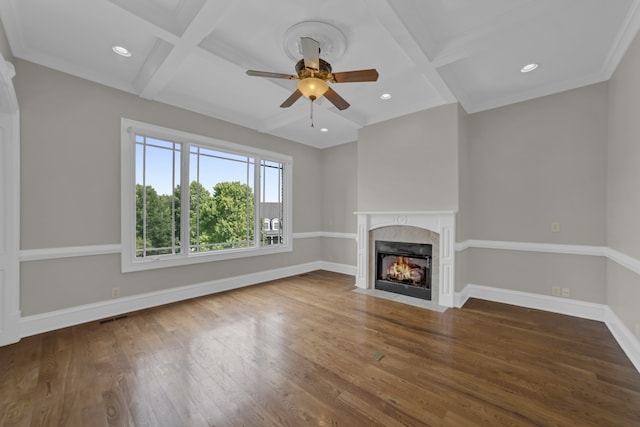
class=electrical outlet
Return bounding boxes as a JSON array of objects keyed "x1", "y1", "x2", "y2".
[
  {"x1": 561, "y1": 288, "x2": 570, "y2": 298},
  {"x1": 552, "y1": 286, "x2": 561, "y2": 297},
  {"x1": 111, "y1": 287, "x2": 120, "y2": 298},
  {"x1": 551, "y1": 222, "x2": 561, "y2": 233}
]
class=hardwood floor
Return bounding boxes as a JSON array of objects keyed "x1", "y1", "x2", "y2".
[{"x1": 1, "y1": 270, "x2": 639, "y2": 426}]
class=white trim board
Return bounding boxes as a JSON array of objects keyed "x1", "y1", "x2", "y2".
[
  {"x1": 456, "y1": 284, "x2": 640, "y2": 373},
  {"x1": 19, "y1": 232, "x2": 357, "y2": 262},
  {"x1": 455, "y1": 239, "x2": 606, "y2": 257},
  {"x1": 605, "y1": 247, "x2": 640, "y2": 277},
  {"x1": 456, "y1": 239, "x2": 640, "y2": 278},
  {"x1": 456, "y1": 284, "x2": 607, "y2": 320},
  {"x1": 20, "y1": 244, "x2": 122, "y2": 262},
  {"x1": 293, "y1": 231, "x2": 356, "y2": 240},
  {"x1": 318, "y1": 261, "x2": 357, "y2": 276},
  {"x1": 21, "y1": 239, "x2": 635, "y2": 273},
  {"x1": 604, "y1": 307, "x2": 640, "y2": 374},
  {"x1": 19, "y1": 261, "x2": 355, "y2": 339}
]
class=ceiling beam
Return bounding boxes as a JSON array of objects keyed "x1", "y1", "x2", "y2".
[
  {"x1": 120, "y1": 0, "x2": 235, "y2": 100},
  {"x1": 367, "y1": 0, "x2": 456, "y2": 105},
  {"x1": 429, "y1": 2, "x2": 558, "y2": 69}
]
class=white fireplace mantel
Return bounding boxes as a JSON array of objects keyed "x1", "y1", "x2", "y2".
[{"x1": 354, "y1": 211, "x2": 456, "y2": 308}]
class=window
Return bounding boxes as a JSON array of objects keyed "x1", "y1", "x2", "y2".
[{"x1": 121, "y1": 118, "x2": 292, "y2": 272}]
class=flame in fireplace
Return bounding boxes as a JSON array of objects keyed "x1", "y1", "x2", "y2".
[{"x1": 385, "y1": 256, "x2": 423, "y2": 284}]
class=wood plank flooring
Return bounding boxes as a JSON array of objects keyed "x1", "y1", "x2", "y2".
[{"x1": 1, "y1": 270, "x2": 639, "y2": 426}]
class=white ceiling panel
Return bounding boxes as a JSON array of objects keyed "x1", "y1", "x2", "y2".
[
  {"x1": 2, "y1": 0, "x2": 159, "y2": 93},
  {"x1": 156, "y1": 52, "x2": 293, "y2": 126}
]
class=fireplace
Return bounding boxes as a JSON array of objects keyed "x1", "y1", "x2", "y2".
[
  {"x1": 355, "y1": 211, "x2": 456, "y2": 308},
  {"x1": 375, "y1": 240, "x2": 432, "y2": 300}
]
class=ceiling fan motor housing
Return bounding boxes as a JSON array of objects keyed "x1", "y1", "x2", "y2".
[{"x1": 295, "y1": 58, "x2": 333, "y2": 81}]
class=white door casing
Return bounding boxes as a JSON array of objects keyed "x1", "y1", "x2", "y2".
[{"x1": 0, "y1": 55, "x2": 20, "y2": 346}]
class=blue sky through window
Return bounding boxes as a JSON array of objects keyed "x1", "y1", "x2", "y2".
[{"x1": 135, "y1": 135, "x2": 281, "y2": 202}]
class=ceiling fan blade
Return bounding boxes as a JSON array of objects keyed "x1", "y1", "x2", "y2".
[
  {"x1": 246, "y1": 70, "x2": 296, "y2": 80},
  {"x1": 332, "y1": 69, "x2": 379, "y2": 83},
  {"x1": 323, "y1": 87, "x2": 350, "y2": 110},
  {"x1": 280, "y1": 89, "x2": 303, "y2": 108},
  {"x1": 300, "y1": 37, "x2": 320, "y2": 71}
]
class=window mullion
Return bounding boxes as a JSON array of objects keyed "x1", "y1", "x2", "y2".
[
  {"x1": 278, "y1": 162, "x2": 283, "y2": 244},
  {"x1": 180, "y1": 142, "x2": 190, "y2": 257},
  {"x1": 253, "y1": 157, "x2": 260, "y2": 248},
  {"x1": 142, "y1": 139, "x2": 147, "y2": 257},
  {"x1": 171, "y1": 142, "x2": 176, "y2": 255},
  {"x1": 197, "y1": 148, "x2": 202, "y2": 252}
]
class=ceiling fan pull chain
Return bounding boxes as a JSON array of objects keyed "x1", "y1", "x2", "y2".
[{"x1": 310, "y1": 99, "x2": 315, "y2": 128}]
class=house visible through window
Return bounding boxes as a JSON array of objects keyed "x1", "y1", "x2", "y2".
[{"x1": 121, "y1": 118, "x2": 292, "y2": 272}]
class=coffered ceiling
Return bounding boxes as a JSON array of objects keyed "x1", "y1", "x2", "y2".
[{"x1": 1, "y1": 0, "x2": 639, "y2": 148}]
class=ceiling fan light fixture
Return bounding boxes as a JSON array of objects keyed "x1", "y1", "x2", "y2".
[{"x1": 298, "y1": 77, "x2": 328, "y2": 100}]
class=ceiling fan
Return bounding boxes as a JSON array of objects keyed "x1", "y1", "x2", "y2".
[{"x1": 246, "y1": 37, "x2": 379, "y2": 113}]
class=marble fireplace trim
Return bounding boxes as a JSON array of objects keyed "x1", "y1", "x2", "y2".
[{"x1": 354, "y1": 211, "x2": 456, "y2": 308}]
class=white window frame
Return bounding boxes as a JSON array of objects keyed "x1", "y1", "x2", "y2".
[{"x1": 120, "y1": 118, "x2": 293, "y2": 272}]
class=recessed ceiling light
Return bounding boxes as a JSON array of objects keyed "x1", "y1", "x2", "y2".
[
  {"x1": 320, "y1": 127, "x2": 329, "y2": 132},
  {"x1": 112, "y1": 45, "x2": 132, "y2": 57},
  {"x1": 520, "y1": 63, "x2": 538, "y2": 73},
  {"x1": 380, "y1": 93, "x2": 392, "y2": 100}
]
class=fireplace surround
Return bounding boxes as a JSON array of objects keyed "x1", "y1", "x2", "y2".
[{"x1": 355, "y1": 211, "x2": 455, "y2": 308}]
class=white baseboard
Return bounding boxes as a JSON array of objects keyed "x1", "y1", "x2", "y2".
[
  {"x1": 456, "y1": 284, "x2": 640, "y2": 373},
  {"x1": 20, "y1": 261, "x2": 324, "y2": 338},
  {"x1": 317, "y1": 261, "x2": 357, "y2": 276},
  {"x1": 456, "y1": 284, "x2": 607, "y2": 320},
  {"x1": 604, "y1": 307, "x2": 640, "y2": 373}
]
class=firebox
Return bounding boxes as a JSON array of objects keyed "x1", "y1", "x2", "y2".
[{"x1": 375, "y1": 240, "x2": 432, "y2": 300}]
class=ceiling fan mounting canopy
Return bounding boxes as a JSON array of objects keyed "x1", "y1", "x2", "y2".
[{"x1": 283, "y1": 21, "x2": 347, "y2": 63}]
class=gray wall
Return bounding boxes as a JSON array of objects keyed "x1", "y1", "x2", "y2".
[
  {"x1": 461, "y1": 83, "x2": 609, "y2": 302},
  {"x1": 467, "y1": 83, "x2": 608, "y2": 245},
  {"x1": 467, "y1": 249, "x2": 606, "y2": 303},
  {"x1": 607, "y1": 28, "x2": 640, "y2": 336},
  {"x1": 456, "y1": 104, "x2": 470, "y2": 290},
  {"x1": 321, "y1": 141, "x2": 357, "y2": 233},
  {"x1": 320, "y1": 141, "x2": 357, "y2": 266},
  {"x1": 15, "y1": 59, "x2": 323, "y2": 315},
  {"x1": 456, "y1": 104, "x2": 470, "y2": 241},
  {"x1": 357, "y1": 104, "x2": 460, "y2": 212}
]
